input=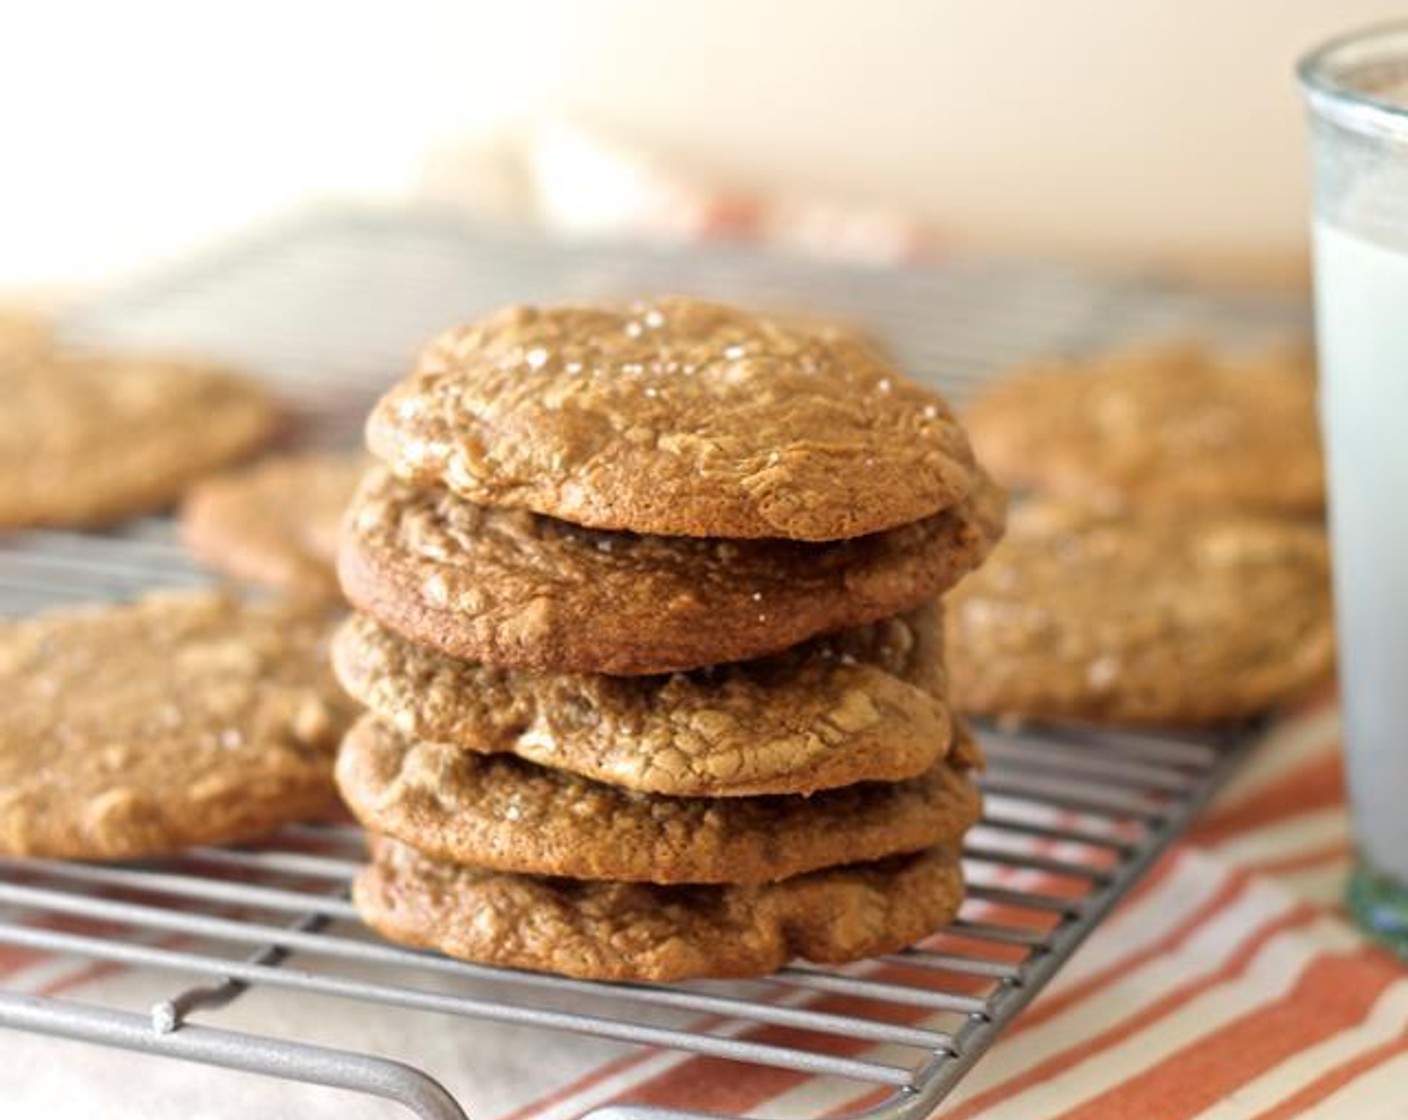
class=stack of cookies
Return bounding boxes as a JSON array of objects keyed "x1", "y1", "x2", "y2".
[{"x1": 332, "y1": 298, "x2": 1005, "y2": 981}]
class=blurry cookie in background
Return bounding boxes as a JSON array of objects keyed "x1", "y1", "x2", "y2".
[
  {"x1": 182, "y1": 452, "x2": 365, "y2": 601},
  {"x1": 0, "y1": 591, "x2": 357, "y2": 859},
  {"x1": 946, "y1": 502, "x2": 1334, "y2": 727},
  {"x1": 965, "y1": 341, "x2": 1322, "y2": 516},
  {"x1": 0, "y1": 349, "x2": 279, "y2": 527},
  {"x1": 0, "y1": 307, "x2": 53, "y2": 357}
]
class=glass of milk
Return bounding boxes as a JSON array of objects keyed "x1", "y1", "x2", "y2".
[{"x1": 1301, "y1": 25, "x2": 1408, "y2": 953}]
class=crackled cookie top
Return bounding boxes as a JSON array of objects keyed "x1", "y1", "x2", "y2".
[
  {"x1": 366, "y1": 298, "x2": 980, "y2": 540},
  {"x1": 356, "y1": 836, "x2": 965, "y2": 981},
  {"x1": 336, "y1": 716, "x2": 981, "y2": 884},
  {"x1": 333, "y1": 606, "x2": 950, "y2": 796},
  {"x1": 339, "y1": 466, "x2": 1004, "y2": 674},
  {"x1": 0, "y1": 349, "x2": 278, "y2": 527},
  {"x1": 966, "y1": 341, "x2": 1323, "y2": 515},
  {"x1": 182, "y1": 453, "x2": 365, "y2": 600},
  {"x1": 947, "y1": 502, "x2": 1335, "y2": 726},
  {"x1": 0, "y1": 591, "x2": 357, "y2": 857}
]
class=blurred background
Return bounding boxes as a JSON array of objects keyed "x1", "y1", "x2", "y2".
[{"x1": 3, "y1": 0, "x2": 1404, "y2": 298}]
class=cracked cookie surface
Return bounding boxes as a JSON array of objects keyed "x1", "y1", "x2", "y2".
[
  {"x1": 332, "y1": 605, "x2": 950, "y2": 796},
  {"x1": 966, "y1": 341, "x2": 1322, "y2": 515},
  {"x1": 0, "y1": 591, "x2": 357, "y2": 857},
  {"x1": 367, "y1": 297, "x2": 980, "y2": 540},
  {"x1": 355, "y1": 835, "x2": 965, "y2": 980},
  {"x1": 947, "y1": 502, "x2": 1335, "y2": 725},
  {"x1": 182, "y1": 452, "x2": 365, "y2": 600},
  {"x1": 0, "y1": 349, "x2": 278, "y2": 526},
  {"x1": 335, "y1": 716, "x2": 981, "y2": 884},
  {"x1": 339, "y1": 466, "x2": 1004, "y2": 674}
]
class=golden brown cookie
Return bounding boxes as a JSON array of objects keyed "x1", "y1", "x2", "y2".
[
  {"x1": 335, "y1": 716, "x2": 981, "y2": 884},
  {"x1": 355, "y1": 835, "x2": 965, "y2": 980},
  {"x1": 946, "y1": 502, "x2": 1335, "y2": 726},
  {"x1": 339, "y1": 466, "x2": 1004, "y2": 675},
  {"x1": 366, "y1": 297, "x2": 980, "y2": 541},
  {"x1": 332, "y1": 605, "x2": 950, "y2": 797},
  {"x1": 763, "y1": 309, "x2": 889, "y2": 358},
  {"x1": 0, "y1": 349, "x2": 279, "y2": 527},
  {"x1": 181, "y1": 453, "x2": 365, "y2": 599},
  {"x1": 0, "y1": 307, "x2": 52, "y2": 357},
  {"x1": 965, "y1": 341, "x2": 1322, "y2": 515},
  {"x1": 0, "y1": 591, "x2": 357, "y2": 858}
]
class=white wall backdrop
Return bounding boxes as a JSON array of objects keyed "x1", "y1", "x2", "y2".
[{"x1": 1, "y1": 0, "x2": 1404, "y2": 291}]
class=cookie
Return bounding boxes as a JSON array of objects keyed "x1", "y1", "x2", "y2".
[
  {"x1": 946, "y1": 502, "x2": 1335, "y2": 726},
  {"x1": 366, "y1": 297, "x2": 980, "y2": 540},
  {"x1": 0, "y1": 349, "x2": 279, "y2": 527},
  {"x1": 965, "y1": 340, "x2": 1322, "y2": 515},
  {"x1": 335, "y1": 715, "x2": 981, "y2": 884},
  {"x1": 332, "y1": 605, "x2": 950, "y2": 797},
  {"x1": 181, "y1": 453, "x2": 365, "y2": 599},
  {"x1": 355, "y1": 835, "x2": 965, "y2": 981},
  {"x1": 0, "y1": 591, "x2": 357, "y2": 858},
  {"x1": 339, "y1": 466, "x2": 1004, "y2": 675},
  {"x1": 0, "y1": 308, "x2": 52, "y2": 357},
  {"x1": 763, "y1": 309, "x2": 890, "y2": 358}
]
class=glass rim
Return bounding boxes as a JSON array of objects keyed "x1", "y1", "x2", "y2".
[{"x1": 1299, "y1": 21, "x2": 1408, "y2": 140}]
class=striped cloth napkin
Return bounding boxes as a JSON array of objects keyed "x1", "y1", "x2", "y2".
[{"x1": 4, "y1": 688, "x2": 1403, "y2": 1120}]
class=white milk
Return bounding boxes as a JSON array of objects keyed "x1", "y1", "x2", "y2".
[{"x1": 1312, "y1": 219, "x2": 1408, "y2": 882}]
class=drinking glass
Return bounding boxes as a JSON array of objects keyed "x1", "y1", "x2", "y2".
[{"x1": 1300, "y1": 23, "x2": 1408, "y2": 953}]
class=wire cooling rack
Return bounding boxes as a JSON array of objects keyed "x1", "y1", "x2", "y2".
[{"x1": 0, "y1": 207, "x2": 1306, "y2": 1119}]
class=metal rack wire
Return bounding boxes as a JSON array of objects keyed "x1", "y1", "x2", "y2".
[
  {"x1": 0, "y1": 208, "x2": 1302, "y2": 1119},
  {"x1": 0, "y1": 716, "x2": 1246, "y2": 1120}
]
